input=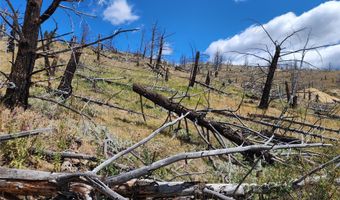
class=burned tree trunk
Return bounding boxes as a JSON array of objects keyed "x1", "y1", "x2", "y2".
[
  {"x1": 258, "y1": 45, "x2": 281, "y2": 109},
  {"x1": 155, "y1": 32, "x2": 164, "y2": 70},
  {"x1": 188, "y1": 51, "x2": 200, "y2": 87},
  {"x1": 165, "y1": 68, "x2": 169, "y2": 82},
  {"x1": 96, "y1": 34, "x2": 101, "y2": 62},
  {"x1": 149, "y1": 23, "x2": 157, "y2": 65},
  {"x1": 285, "y1": 81, "x2": 291, "y2": 103},
  {"x1": 3, "y1": 0, "x2": 43, "y2": 109},
  {"x1": 205, "y1": 71, "x2": 211, "y2": 86},
  {"x1": 57, "y1": 37, "x2": 82, "y2": 99},
  {"x1": 132, "y1": 83, "x2": 273, "y2": 162}
]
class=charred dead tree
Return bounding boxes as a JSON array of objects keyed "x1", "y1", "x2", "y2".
[
  {"x1": 258, "y1": 44, "x2": 281, "y2": 109},
  {"x1": 285, "y1": 81, "x2": 291, "y2": 103},
  {"x1": 0, "y1": 22, "x2": 5, "y2": 39},
  {"x1": 149, "y1": 22, "x2": 157, "y2": 65},
  {"x1": 43, "y1": 31, "x2": 53, "y2": 75},
  {"x1": 165, "y1": 68, "x2": 169, "y2": 82},
  {"x1": 256, "y1": 28, "x2": 331, "y2": 109},
  {"x1": 180, "y1": 54, "x2": 187, "y2": 70},
  {"x1": 96, "y1": 34, "x2": 101, "y2": 62},
  {"x1": 132, "y1": 83, "x2": 273, "y2": 162},
  {"x1": 2, "y1": 0, "x2": 44, "y2": 108},
  {"x1": 205, "y1": 71, "x2": 211, "y2": 85},
  {"x1": 40, "y1": 30, "x2": 58, "y2": 79},
  {"x1": 1, "y1": 0, "x2": 79, "y2": 109},
  {"x1": 57, "y1": 36, "x2": 83, "y2": 99},
  {"x1": 6, "y1": 30, "x2": 15, "y2": 53},
  {"x1": 136, "y1": 29, "x2": 145, "y2": 66},
  {"x1": 188, "y1": 51, "x2": 200, "y2": 87},
  {"x1": 213, "y1": 50, "x2": 223, "y2": 76},
  {"x1": 155, "y1": 31, "x2": 165, "y2": 70}
]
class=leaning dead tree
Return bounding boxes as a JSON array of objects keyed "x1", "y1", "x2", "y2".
[
  {"x1": 256, "y1": 27, "x2": 305, "y2": 109},
  {"x1": 149, "y1": 22, "x2": 158, "y2": 65},
  {"x1": 188, "y1": 51, "x2": 200, "y2": 87},
  {"x1": 57, "y1": 36, "x2": 83, "y2": 98},
  {"x1": 155, "y1": 30, "x2": 165, "y2": 70}
]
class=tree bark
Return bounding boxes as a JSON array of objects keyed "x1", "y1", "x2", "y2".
[
  {"x1": 57, "y1": 38, "x2": 82, "y2": 98},
  {"x1": 285, "y1": 81, "x2": 291, "y2": 103},
  {"x1": 258, "y1": 45, "x2": 281, "y2": 109},
  {"x1": 189, "y1": 51, "x2": 200, "y2": 87},
  {"x1": 149, "y1": 23, "x2": 157, "y2": 65},
  {"x1": 156, "y1": 33, "x2": 164, "y2": 70},
  {"x1": 3, "y1": 0, "x2": 43, "y2": 109}
]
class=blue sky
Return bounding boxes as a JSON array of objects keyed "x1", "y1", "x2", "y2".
[{"x1": 4, "y1": 0, "x2": 340, "y2": 68}]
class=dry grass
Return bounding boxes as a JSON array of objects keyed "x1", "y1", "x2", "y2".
[{"x1": 0, "y1": 37, "x2": 339, "y2": 198}]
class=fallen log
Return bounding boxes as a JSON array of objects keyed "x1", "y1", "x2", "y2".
[
  {"x1": 0, "y1": 168, "x2": 124, "y2": 199},
  {"x1": 73, "y1": 94, "x2": 154, "y2": 117},
  {"x1": 1, "y1": 152, "x2": 336, "y2": 199},
  {"x1": 132, "y1": 83, "x2": 267, "y2": 161},
  {"x1": 314, "y1": 111, "x2": 340, "y2": 120},
  {"x1": 0, "y1": 128, "x2": 54, "y2": 143},
  {"x1": 106, "y1": 143, "x2": 331, "y2": 185},
  {"x1": 29, "y1": 148, "x2": 98, "y2": 162},
  {"x1": 114, "y1": 176, "x2": 340, "y2": 199},
  {"x1": 195, "y1": 80, "x2": 231, "y2": 95},
  {"x1": 76, "y1": 73, "x2": 131, "y2": 89},
  {"x1": 248, "y1": 113, "x2": 340, "y2": 134},
  {"x1": 216, "y1": 112, "x2": 338, "y2": 141}
]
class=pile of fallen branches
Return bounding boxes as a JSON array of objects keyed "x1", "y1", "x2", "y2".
[{"x1": 0, "y1": 109, "x2": 337, "y2": 199}]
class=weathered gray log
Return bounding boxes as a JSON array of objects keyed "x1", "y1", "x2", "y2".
[
  {"x1": 114, "y1": 179, "x2": 245, "y2": 198},
  {"x1": 113, "y1": 170, "x2": 339, "y2": 198},
  {"x1": 0, "y1": 168, "x2": 124, "y2": 199},
  {"x1": 248, "y1": 113, "x2": 340, "y2": 134},
  {"x1": 195, "y1": 80, "x2": 231, "y2": 95},
  {"x1": 0, "y1": 128, "x2": 54, "y2": 143},
  {"x1": 73, "y1": 94, "x2": 151, "y2": 117},
  {"x1": 106, "y1": 143, "x2": 331, "y2": 185},
  {"x1": 218, "y1": 112, "x2": 338, "y2": 141},
  {"x1": 29, "y1": 148, "x2": 98, "y2": 162},
  {"x1": 0, "y1": 166, "x2": 337, "y2": 199}
]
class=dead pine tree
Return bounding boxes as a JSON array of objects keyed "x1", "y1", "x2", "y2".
[
  {"x1": 136, "y1": 29, "x2": 145, "y2": 66},
  {"x1": 213, "y1": 50, "x2": 223, "y2": 77},
  {"x1": 57, "y1": 35, "x2": 84, "y2": 99},
  {"x1": 0, "y1": 22, "x2": 5, "y2": 39},
  {"x1": 258, "y1": 44, "x2": 281, "y2": 109},
  {"x1": 149, "y1": 22, "x2": 157, "y2": 65},
  {"x1": 285, "y1": 81, "x2": 291, "y2": 103},
  {"x1": 189, "y1": 51, "x2": 200, "y2": 87},
  {"x1": 155, "y1": 31, "x2": 165, "y2": 70},
  {"x1": 96, "y1": 34, "x2": 101, "y2": 62},
  {"x1": 1, "y1": 0, "x2": 80, "y2": 109},
  {"x1": 256, "y1": 27, "x2": 334, "y2": 109},
  {"x1": 165, "y1": 68, "x2": 169, "y2": 82},
  {"x1": 205, "y1": 70, "x2": 211, "y2": 86}
]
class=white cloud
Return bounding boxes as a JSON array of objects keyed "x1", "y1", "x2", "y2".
[
  {"x1": 205, "y1": 1, "x2": 340, "y2": 69},
  {"x1": 163, "y1": 42, "x2": 173, "y2": 56},
  {"x1": 103, "y1": 0, "x2": 139, "y2": 25}
]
